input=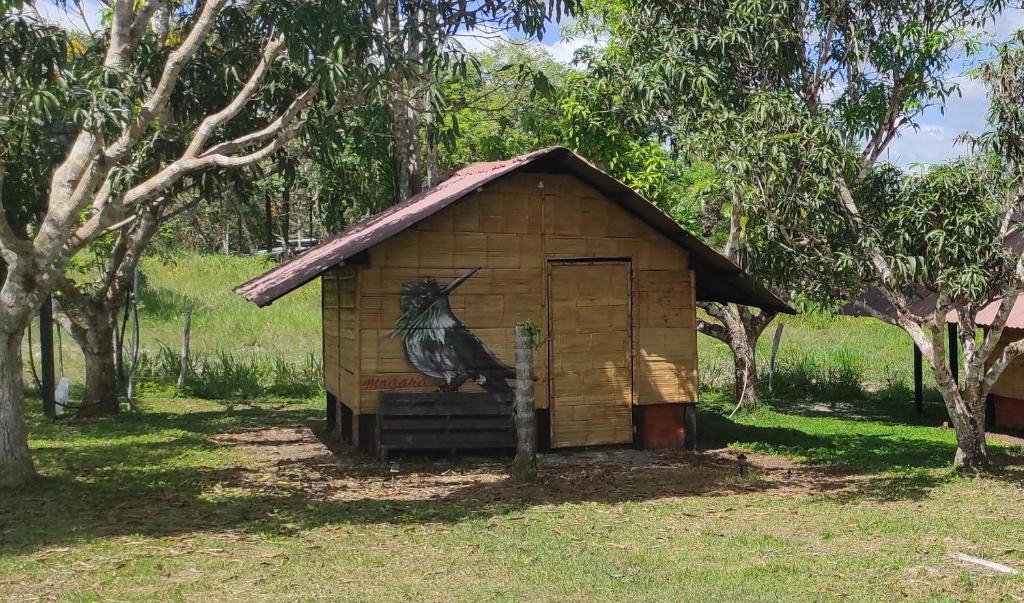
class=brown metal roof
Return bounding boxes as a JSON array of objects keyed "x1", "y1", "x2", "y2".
[
  {"x1": 973, "y1": 297, "x2": 1024, "y2": 329},
  {"x1": 235, "y1": 147, "x2": 794, "y2": 313}
]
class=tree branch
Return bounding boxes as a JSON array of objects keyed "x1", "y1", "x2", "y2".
[
  {"x1": 102, "y1": 0, "x2": 229, "y2": 170},
  {"x1": 183, "y1": 35, "x2": 286, "y2": 158},
  {"x1": 695, "y1": 315, "x2": 730, "y2": 342}
]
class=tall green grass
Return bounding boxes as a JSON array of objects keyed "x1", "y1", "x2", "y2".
[
  {"x1": 22, "y1": 253, "x2": 323, "y2": 400},
  {"x1": 134, "y1": 344, "x2": 322, "y2": 399},
  {"x1": 698, "y1": 311, "x2": 937, "y2": 398}
]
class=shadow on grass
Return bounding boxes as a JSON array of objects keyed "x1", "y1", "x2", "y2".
[
  {"x1": 761, "y1": 395, "x2": 952, "y2": 428},
  {"x1": 3, "y1": 400, "x2": 1021, "y2": 556}
]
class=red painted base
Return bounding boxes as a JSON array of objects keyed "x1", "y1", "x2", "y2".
[
  {"x1": 993, "y1": 395, "x2": 1024, "y2": 431},
  {"x1": 638, "y1": 403, "x2": 687, "y2": 449}
]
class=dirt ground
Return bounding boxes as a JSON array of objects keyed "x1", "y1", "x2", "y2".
[{"x1": 213, "y1": 425, "x2": 865, "y2": 509}]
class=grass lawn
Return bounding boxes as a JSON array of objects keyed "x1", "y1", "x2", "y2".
[
  {"x1": 2, "y1": 394, "x2": 1022, "y2": 602},
  {"x1": 7, "y1": 252, "x2": 1023, "y2": 600}
]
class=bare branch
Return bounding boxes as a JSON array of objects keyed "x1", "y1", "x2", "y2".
[
  {"x1": 722, "y1": 189, "x2": 742, "y2": 262},
  {"x1": 969, "y1": 254, "x2": 1024, "y2": 382},
  {"x1": 984, "y1": 334, "x2": 1024, "y2": 395},
  {"x1": 695, "y1": 315, "x2": 729, "y2": 342},
  {"x1": 198, "y1": 85, "x2": 317, "y2": 159}
]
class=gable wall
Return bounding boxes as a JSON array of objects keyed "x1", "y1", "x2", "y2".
[{"x1": 353, "y1": 171, "x2": 697, "y2": 413}]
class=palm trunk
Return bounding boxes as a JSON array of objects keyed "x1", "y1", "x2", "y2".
[{"x1": 0, "y1": 327, "x2": 36, "y2": 488}]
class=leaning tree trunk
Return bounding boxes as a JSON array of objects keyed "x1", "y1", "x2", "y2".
[{"x1": 0, "y1": 327, "x2": 35, "y2": 488}]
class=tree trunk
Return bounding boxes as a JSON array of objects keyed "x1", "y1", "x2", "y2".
[
  {"x1": 77, "y1": 319, "x2": 119, "y2": 418},
  {"x1": 939, "y1": 385, "x2": 989, "y2": 473},
  {"x1": 280, "y1": 177, "x2": 291, "y2": 256},
  {"x1": 0, "y1": 327, "x2": 36, "y2": 488},
  {"x1": 264, "y1": 191, "x2": 274, "y2": 252},
  {"x1": 178, "y1": 305, "x2": 192, "y2": 389},
  {"x1": 698, "y1": 302, "x2": 775, "y2": 412},
  {"x1": 732, "y1": 334, "x2": 759, "y2": 408},
  {"x1": 512, "y1": 324, "x2": 538, "y2": 481},
  {"x1": 390, "y1": 97, "x2": 423, "y2": 201}
]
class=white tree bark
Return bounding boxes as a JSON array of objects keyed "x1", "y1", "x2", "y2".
[
  {"x1": 831, "y1": 184, "x2": 1024, "y2": 473},
  {"x1": 696, "y1": 189, "x2": 779, "y2": 412}
]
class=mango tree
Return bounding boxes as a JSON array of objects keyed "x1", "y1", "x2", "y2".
[
  {"x1": 573, "y1": 0, "x2": 1004, "y2": 411},
  {"x1": 0, "y1": 0, "x2": 375, "y2": 488}
]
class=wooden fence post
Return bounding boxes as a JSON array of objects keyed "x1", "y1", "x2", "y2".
[
  {"x1": 39, "y1": 295, "x2": 56, "y2": 419},
  {"x1": 512, "y1": 323, "x2": 538, "y2": 481},
  {"x1": 177, "y1": 305, "x2": 193, "y2": 390}
]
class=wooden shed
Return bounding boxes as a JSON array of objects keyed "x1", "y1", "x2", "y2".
[{"x1": 237, "y1": 148, "x2": 791, "y2": 453}]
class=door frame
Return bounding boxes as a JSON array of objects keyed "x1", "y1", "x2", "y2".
[{"x1": 545, "y1": 258, "x2": 635, "y2": 447}]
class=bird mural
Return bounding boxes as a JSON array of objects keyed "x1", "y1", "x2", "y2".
[{"x1": 392, "y1": 267, "x2": 515, "y2": 396}]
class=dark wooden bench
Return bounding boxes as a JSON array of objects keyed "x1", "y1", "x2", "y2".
[{"x1": 375, "y1": 392, "x2": 514, "y2": 461}]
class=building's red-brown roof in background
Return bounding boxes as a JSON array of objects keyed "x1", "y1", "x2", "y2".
[
  {"x1": 843, "y1": 226, "x2": 1024, "y2": 329},
  {"x1": 235, "y1": 147, "x2": 794, "y2": 314}
]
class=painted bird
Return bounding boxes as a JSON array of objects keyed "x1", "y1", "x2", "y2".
[{"x1": 393, "y1": 267, "x2": 514, "y2": 396}]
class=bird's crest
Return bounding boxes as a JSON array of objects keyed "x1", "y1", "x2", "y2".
[
  {"x1": 391, "y1": 269, "x2": 481, "y2": 338},
  {"x1": 392, "y1": 277, "x2": 446, "y2": 337}
]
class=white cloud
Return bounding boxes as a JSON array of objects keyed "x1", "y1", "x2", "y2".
[
  {"x1": 875, "y1": 10, "x2": 1024, "y2": 170},
  {"x1": 29, "y1": 0, "x2": 104, "y2": 33},
  {"x1": 544, "y1": 35, "x2": 596, "y2": 65},
  {"x1": 991, "y1": 7, "x2": 1024, "y2": 41}
]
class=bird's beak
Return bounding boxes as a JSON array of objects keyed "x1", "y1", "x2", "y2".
[{"x1": 440, "y1": 267, "x2": 481, "y2": 295}]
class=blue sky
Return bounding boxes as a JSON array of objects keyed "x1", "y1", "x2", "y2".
[{"x1": 31, "y1": 1, "x2": 1024, "y2": 170}]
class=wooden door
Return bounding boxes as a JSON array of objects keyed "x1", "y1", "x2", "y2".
[{"x1": 548, "y1": 261, "x2": 633, "y2": 448}]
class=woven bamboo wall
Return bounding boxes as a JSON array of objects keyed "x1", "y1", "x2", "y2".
[
  {"x1": 322, "y1": 265, "x2": 359, "y2": 410},
  {"x1": 990, "y1": 327, "x2": 1024, "y2": 400},
  {"x1": 354, "y1": 171, "x2": 697, "y2": 414}
]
